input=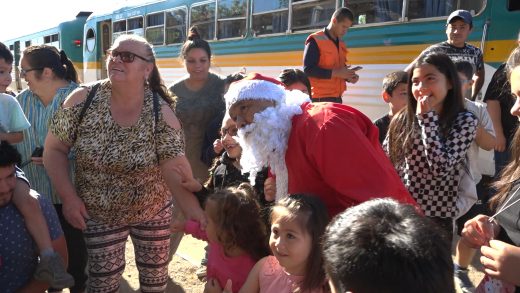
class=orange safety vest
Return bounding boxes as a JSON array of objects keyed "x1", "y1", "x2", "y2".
[{"x1": 305, "y1": 31, "x2": 348, "y2": 99}]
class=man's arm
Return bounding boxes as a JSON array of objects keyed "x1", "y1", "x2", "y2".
[
  {"x1": 16, "y1": 235, "x2": 68, "y2": 293},
  {"x1": 303, "y1": 38, "x2": 331, "y2": 78},
  {"x1": 486, "y1": 100, "x2": 506, "y2": 152}
]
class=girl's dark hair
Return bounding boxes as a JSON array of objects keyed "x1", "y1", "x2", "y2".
[
  {"x1": 279, "y1": 68, "x2": 312, "y2": 96},
  {"x1": 0, "y1": 141, "x2": 21, "y2": 167},
  {"x1": 180, "y1": 26, "x2": 212, "y2": 62},
  {"x1": 506, "y1": 46, "x2": 520, "y2": 79},
  {"x1": 23, "y1": 45, "x2": 79, "y2": 83},
  {"x1": 490, "y1": 46, "x2": 520, "y2": 210},
  {"x1": 207, "y1": 184, "x2": 270, "y2": 261},
  {"x1": 110, "y1": 34, "x2": 173, "y2": 104},
  {"x1": 387, "y1": 52, "x2": 465, "y2": 165},
  {"x1": 271, "y1": 194, "x2": 329, "y2": 292}
]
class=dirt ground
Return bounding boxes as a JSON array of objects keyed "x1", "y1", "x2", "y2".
[
  {"x1": 120, "y1": 235, "x2": 206, "y2": 293},
  {"x1": 60, "y1": 234, "x2": 484, "y2": 293}
]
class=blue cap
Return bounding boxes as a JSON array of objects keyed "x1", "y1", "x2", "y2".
[{"x1": 447, "y1": 10, "x2": 473, "y2": 26}]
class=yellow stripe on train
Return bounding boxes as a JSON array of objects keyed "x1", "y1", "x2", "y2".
[{"x1": 84, "y1": 39, "x2": 517, "y2": 70}]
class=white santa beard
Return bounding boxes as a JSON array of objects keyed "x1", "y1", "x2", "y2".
[{"x1": 238, "y1": 102, "x2": 304, "y2": 201}]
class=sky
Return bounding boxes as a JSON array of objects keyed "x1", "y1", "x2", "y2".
[{"x1": 0, "y1": 0, "x2": 144, "y2": 41}]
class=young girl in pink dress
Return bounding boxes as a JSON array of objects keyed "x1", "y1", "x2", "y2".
[
  {"x1": 172, "y1": 184, "x2": 270, "y2": 292},
  {"x1": 239, "y1": 194, "x2": 330, "y2": 293}
]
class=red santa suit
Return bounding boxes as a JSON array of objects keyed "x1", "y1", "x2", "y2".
[{"x1": 286, "y1": 102, "x2": 416, "y2": 217}]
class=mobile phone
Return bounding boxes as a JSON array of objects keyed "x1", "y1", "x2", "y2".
[{"x1": 351, "y1": 66, "x2": 363, "y2": 71}]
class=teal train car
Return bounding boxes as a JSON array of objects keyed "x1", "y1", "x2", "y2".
[
  {"x1": 82, "y1": 0, "x2": 519, "y2": 119},
  {"x1": 3, "y1": 12, "x2": 92, "y2": 91}
]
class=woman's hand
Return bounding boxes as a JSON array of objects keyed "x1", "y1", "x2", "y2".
[
  {"x1": 213, "y1": 139, "x2": 223, "y2": 155},
  {"x1": 480, "y1": 240, "x2": 520, "y2": 286},
  {"x1": 170, "y1": 219, "x2": 186, "y2": 233},
  {"x1": 31, "y1": 156, "x2": 44, "y2": 166},
  {"x1": 62, "y1": 195, "x2": 89, "y2": 230},
  {"x1": 461, "y1": 214, "x2": 497, "y2": 249},
  {"x1": 204, "y1": 279, "x2": 232, "y2": 293},
  {"x1": 173, "y1": 165, "x2": 203, "y2": 192}
]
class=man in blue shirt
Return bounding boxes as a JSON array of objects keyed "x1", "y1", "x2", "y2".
[{"x1": 0, "y1": 141, "x2": 67, "y2": 293}]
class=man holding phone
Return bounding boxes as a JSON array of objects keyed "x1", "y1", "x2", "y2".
[{"x1": 304, "y1": 7, "x2": 360, "y2": 103}]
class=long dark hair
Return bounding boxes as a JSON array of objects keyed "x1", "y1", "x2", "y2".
[
  {"x1": 271, "y1": 194, "x2": 329, "y2": 292},
  {"x1": 387, "y1": 53, "x2": 465, "y2": 165},
  {"x1": 23, "y1": 45, "x2": 79, "y2": 83},
  {"x1": 207, "y1": 184, "x2": 270, "y2": 261},
  {"x1": 490, "y1": 46, "x2": 520, "y2": 210}
]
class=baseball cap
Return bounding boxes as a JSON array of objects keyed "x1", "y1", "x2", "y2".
[{"x1": 447, "y1": 10, "x2": 473, "y2": 27}]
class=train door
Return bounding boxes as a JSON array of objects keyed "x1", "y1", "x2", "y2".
[{"x1": 100, "y1": 21, "x2": 112, "y2": 79}]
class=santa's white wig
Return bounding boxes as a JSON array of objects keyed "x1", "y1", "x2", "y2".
[{"x1": 225, "y1": 73, "x2": 310, "y2": 201}]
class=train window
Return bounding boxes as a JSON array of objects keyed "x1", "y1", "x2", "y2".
[
  {"x1": 166, "y1": 8, "x2": 187, "y2": 44},
  {"x1": 509, "y1": 0, "x2": 520, "y2": 10},
  {"x1": 292, "y1": 0, "x2": 335, "y2": 31},
  {"x1": 343, "y1": 0, "x2": 402, "y2": 24},
  {"x1": 217, "y1": 0, "x2": 247, "y2": 39},
  {"x1": 25, "y1": 41, "x2": 31, "y2": 47},
  {"x1": 407, "y1": 0, "x2": 455, "y2": 20},
  {"x1": 191, "y1": 2, "x2": 216, "y2": 40},
  {"x1": 127, "y1": 17, "x2": 144, "y2": 37},
  {"x1": 146, "y1": 13, "x2": 165, "y2": 45},
  {"x1": 407, "y1": 0, "x2": 484, "y2": 20},
  {"x1": 252, "y1": 0, "x2": 288, "y2": 35},
  {"x1": 113, "y1": 20, "x2": 127, "y2": 41},
  {"x1": 86, "y1": 28, "x2": 96, "y2": 53},
  {"x1": 44, "y1": 34, "x2": 60, "y2": 48}
]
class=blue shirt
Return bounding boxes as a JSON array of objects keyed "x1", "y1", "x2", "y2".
[
  {"x1": 16, "y1": 82, "x2": 78, "y2": 204},
  {"x1": 0, "y1": 191, "x2": 63, "y2": 292},
  {"x1": 0, "y1": 93, "x2": 30, "y2": 133}
]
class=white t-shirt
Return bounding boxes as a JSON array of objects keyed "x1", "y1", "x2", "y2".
[
  {"x1": 456, "y1": 99, "x2": 495, "y2": 218},
  {"x1": 0, "y1": 93, "x2": 30, "y2": 133}
]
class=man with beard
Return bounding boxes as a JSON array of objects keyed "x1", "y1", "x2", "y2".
[
  {"x1": 225, "y1": 74, "x2": 416, "y2": 217},
  {"x1": 0, "y1": 141, "x2": 68, "y2": 292}
]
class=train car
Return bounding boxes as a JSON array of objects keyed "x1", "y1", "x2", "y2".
[
  {"x1": 81, "y1": 0, "x2": 518, "y2": 119},
  {"x1": 3, "y1": 11, "x2": 92, "y2": 91}
]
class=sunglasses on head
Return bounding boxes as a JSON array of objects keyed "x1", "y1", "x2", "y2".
[{"x1": 107, "y1": 50, "x2": 150, "y2": 63}]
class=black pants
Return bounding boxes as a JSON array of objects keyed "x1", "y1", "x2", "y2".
[
  {"x1": 49, "y1": 204, "x2": 88, "y2": 293},
  {"x1": 311, "y1": 97, "x2": 342, "y2": 103},
  {"x1": 456, "y1": 175, "x2": 494, "y2": 235}
]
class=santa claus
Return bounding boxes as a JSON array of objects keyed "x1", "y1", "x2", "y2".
[{"x1": 225, "y1": 73, "x2": 416, "y2": 216}]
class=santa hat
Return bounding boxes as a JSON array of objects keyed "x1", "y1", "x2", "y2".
[{"x1": 225, "y1": 72, "x2": 287, "y2": 109}]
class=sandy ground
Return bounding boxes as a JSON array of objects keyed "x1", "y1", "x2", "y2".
[
  {"x1": 120, "y1": 235, "x2": 206, "y2": 293},
  {"x1": 59, "y1": 233, "x2": 485, "y2": 293}
]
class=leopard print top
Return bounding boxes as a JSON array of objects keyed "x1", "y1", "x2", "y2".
[{"x1": 50, "y1": 80, "x2": 185, "y2": 224}]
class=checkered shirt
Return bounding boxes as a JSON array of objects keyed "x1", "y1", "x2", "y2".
[{"x1": 397, "y1": 110, "x2": 477, "y2": 218}]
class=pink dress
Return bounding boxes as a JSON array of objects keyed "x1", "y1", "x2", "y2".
[
  {"x1": 259, "y1": 256, "x2": 325, "y2": 293},
  {"x1": 184, "y1": 220, "x2": 256, "y2": 292}
]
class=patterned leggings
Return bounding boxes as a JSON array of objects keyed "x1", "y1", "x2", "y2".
[{"x1": 83, "y1": 205, "x2": 172, "y2": 293}]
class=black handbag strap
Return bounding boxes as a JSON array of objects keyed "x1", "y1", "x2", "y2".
[{"x1": 72, "y1": 82, "x2": 100, "y2": 143}]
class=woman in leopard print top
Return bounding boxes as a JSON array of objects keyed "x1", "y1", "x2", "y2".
[{"x1": 44, "y1": 35, "x2": 204, "y2": 292}]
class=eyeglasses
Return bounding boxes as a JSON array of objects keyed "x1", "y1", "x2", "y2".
[
  {"x1": 19, "y1": 67, "x2": 43, "y2": 76},
  {"x1": 107, "y1": 50, "x2": 151, "y2": 63},
  {"x1": 221, "y1": 126, "x2": 238, "y2": 138}
]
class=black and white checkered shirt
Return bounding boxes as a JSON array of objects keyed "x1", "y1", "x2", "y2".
[{"x1": 394, "y1": 111, "x2": 477, "y2": 218}]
